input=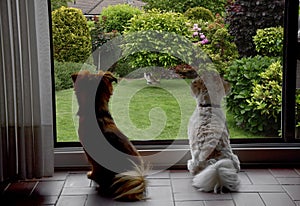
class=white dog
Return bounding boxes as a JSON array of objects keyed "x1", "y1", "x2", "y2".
[{"x1": 187, "y1": 71, "x2": 240, "y2": 193}]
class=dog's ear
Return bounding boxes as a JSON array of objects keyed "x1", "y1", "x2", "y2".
[
  {"x1": 104, "y1": 72, "x2": 118, "y2": 83},
  {"x1": 71, "y1": 73, "x2": 78, "y2": 83}
]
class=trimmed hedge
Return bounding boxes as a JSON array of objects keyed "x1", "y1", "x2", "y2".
[
  {"x1": 253, "y1": 26, "x2": 283, "y2": 57},
  {"x1": 184, "y1": 7, "x2": 215, "y2": 22},
  {"x1": 247, "y1": 61, "x2": 282, "y2": 135},
  {"x1": 123, "y1": 10, "x2": 192, "y2": 69},
  {"x1": 54, "y1": 61, "x2": 96, "y2": 91},
  {"x1": 99, "y1": 4, "x2": 142, "y2": 34},
  {"x1": 125, "y1": 9, "x2": 190, "y2": 35},
  {"x1": 52, "y1": 7, "x2": 92, "y2": 63},
  {"x1": 224, "y1": 56, "x2": 280, "y2": 135},
  {"x1": 143, "y1": 0, "x2": 228, "y2": 16}
]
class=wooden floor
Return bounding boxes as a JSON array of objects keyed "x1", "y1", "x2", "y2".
[{"x1": 1, "y1": 168, "x2": 300, "y2": 206}]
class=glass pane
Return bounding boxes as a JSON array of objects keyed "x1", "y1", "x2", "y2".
[
  {"x1": 54, "y1": 0, "x2": 285, "y2": 143},
  {"x1": 296, "y1": 87, "x2": 300, "y2": 139},
  {"x1": 296, "y1": 4, "x2": 300, "y2": 140}
]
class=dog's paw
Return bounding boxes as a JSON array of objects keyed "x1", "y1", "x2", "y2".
[
  {"x1": 188, "y1": 159, "x2": 198, "y2": 175},
  {"x1": 187, "y1": 160, "x2": 194, "y2": 174},
  {"x1": 87, "y1": 171, "x2": 94, "y2": 179}
]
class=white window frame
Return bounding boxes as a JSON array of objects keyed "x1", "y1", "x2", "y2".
[
  {"x1": 53, "y1": 0, "x2": 300, "y2": 169},
  {"x1": 54, "y1": 144, "x2": 300, "y2": 169}
]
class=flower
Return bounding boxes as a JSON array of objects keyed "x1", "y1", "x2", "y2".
[
  {"x1": 201, "y1": 38, "x2": 209, "y2": 44},
  {"x1": 191, "y1": 24, "x2": 209, "y2": 45},
  {"x1": 193, "y1": 24, "x2": 209, "y2": 44},
  {"x1": 193, "y1": 24, "x2": 201, "y2": 31}
]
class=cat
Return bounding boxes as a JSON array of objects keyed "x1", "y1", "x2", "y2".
[
  {"x1": 72, "y1": 70, "x2": 148, "y2": 201},
  {"x1": 187, "y1": 71, "x2": 240, "y2": 193},
  {"x1": 144, "y1": 72, "x2": 160, "y2": 84}
]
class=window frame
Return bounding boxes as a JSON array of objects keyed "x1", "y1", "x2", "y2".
[{"x1": 51, "y1": 0, "x2": 300, "y2": 169}]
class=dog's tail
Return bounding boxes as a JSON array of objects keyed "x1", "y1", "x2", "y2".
[
  {"x1": 192, "y1": 159, "x2": 240, "y2": 193},
  {"x1": 111, "y1": 160, "x2": 149, "y2": 201}
]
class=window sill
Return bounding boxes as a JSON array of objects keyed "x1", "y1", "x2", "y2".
[{"x1": 54, "y1": 143, "x2": 300, "y2": 170}]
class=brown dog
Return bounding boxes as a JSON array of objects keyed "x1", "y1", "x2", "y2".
[{"x1": 72, "y1": 70, "x2": 147, "y2": 201}]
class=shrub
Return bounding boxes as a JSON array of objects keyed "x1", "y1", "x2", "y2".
[
  {"x1": 247, "y1": 61, "x2": 282, "y2": 135},
  {"x1": 54, "y1": 61, "x2": 96, "y2": 91},
  {"x1": 253, "y1": 27, "x2": 284, "y2": 57},
  {"x1": 90, "y1": 16, "x2": 120, "y2": 52},
  {"x1": 196, "y1": 14, "x2": 225, "y2": 43},
  {"x1": 87, "y1": 20, "x2": 95, "y2": 31},
  {"x1": 296, "y1": 90, "x2": 300, "y2": 129},
  {"x1": 224, "y1": 56, "x2": 280, "y2": 135},
  {"x1": 225, "y1": 0, "x2": 284, "y2": 57},
  {"x1": 99, "y1": 4, "x2": 142, "y2": 34},
  {"x1": 91, "y1": 4, "x2": 142, "y2": 70},
  {"x1": 50, "y1": 0, "x2": 69, "y2": 11},
  {"x1": 52, "y1": 7, "x2": 92, "y2": 63},
  {"x1": 143, "y1": 0, "x2": 228, "y2": 16},
  {"x1": 201, "y1": 27, "x2": 239, "y2": 75},
  {"x1": 126, "y1": 10, "x2": 190, "y2": 35},
  {"x1": 123, "y1": 10, "x2": 192, "y2": 69},
  {"x1": 110, "y1": 57, "x2": 136, "y2": 77},
  {"x1": 142, "y1": 0, "x2": 183, "y2": 12},
  {"x1": 191, "y1": 16, "x2": 238, "y2": 75},
  {"x1": 184, "y1": 7, "x2": 215, "y2": 22}
]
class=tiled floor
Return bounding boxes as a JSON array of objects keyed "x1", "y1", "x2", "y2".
[{"x1": 1, "y1": 168, "x2": 300, "y2": 206}]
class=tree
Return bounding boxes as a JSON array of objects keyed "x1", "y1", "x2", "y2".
[
  {"x1": 225, "y1": 0, "x2": 284, "y2": 57},
  {"x1": 50, "y1": 0, "x2": 72, "y2": 11},
  {"x1": 52, "y1": 7, "x2": 92, "y2": 63}
]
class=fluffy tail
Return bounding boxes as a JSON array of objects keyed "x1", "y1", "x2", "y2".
[
  {"x1": 111, "y1": 160, "x2": 149, "y2": 201},
  {"x1": 192, "y1": 159, "x2": 240, "y2": 193}
]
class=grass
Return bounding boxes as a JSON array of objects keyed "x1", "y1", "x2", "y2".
[
  {"x1": 55, "y1": 88, "x2": 79, "y2": 142},
  {"x1": 110, "y1": 79, "x2": 195, "y2": 140},
  {"x1": 56, "y1": 79, "x2": 261, "y2": 142}
]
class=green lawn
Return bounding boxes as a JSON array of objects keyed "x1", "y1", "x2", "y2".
[
  {"x1": 55, "y1": 88, "x2": 78, "y2": 142},
  {"x1": 55, "y1": 79, "x2": 261, "y2": 142}
]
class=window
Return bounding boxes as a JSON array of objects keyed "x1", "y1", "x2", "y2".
[{"x1": 52, "y1": 0, "x2": 300, "y2": 168}]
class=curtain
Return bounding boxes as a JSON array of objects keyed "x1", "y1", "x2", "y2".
[{"x1": 0, "y1": 0, "x2": 54, "y2": 181}]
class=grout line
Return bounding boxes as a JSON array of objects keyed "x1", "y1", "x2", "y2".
[
  {"x1": 83, "y1": 194, "x2": 88, "y2": 206},
  {"x1": 229, "y1": 193, "x2": 237, "y2": 206},
  {"x1": 244, "y1": 171, "x2": 254, "y2": 185},
  {"x1": 54, "y1": 172, "x2": 70, "y2": 205},
  {"x1": 2, "y1": 183, "x2": 11, "y2": 195},
  {"x1": 28, "y1": 181, "x2": 39, "y2": 196},
  {"x1": 169, "y1": 173, "x2": 177, "y2": 206},
  {"x1": 258, "y1": 193, "x2": 267, "y2": 206},
  {"x1": 268, "y1": 169, "x2": 281, "y2": 185}
]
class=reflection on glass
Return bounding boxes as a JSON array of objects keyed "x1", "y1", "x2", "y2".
[{"x1": 54, "y1": 0, "x2": 285, "y2": 142}]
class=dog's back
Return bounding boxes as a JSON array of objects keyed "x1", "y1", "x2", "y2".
[
  {"x1": 187, "y1": 72, "x2": 240, "y2": 193},
  {"x1": 72, "y1": 71, "x2": 148, "y2": 201}
]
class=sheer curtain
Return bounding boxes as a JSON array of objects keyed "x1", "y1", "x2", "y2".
[{"x1": 0, "y1": 0, "x2": 54, "y2": 181}]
